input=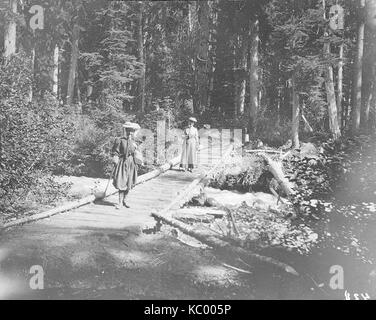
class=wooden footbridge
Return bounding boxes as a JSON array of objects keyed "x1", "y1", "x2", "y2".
[
  {"x1": 49, "y1": 149, "x2": 230, "y2": 232},
  {"x1": 6, "y1": 143, "x2": 232, "y2": 232},
  {"x1": 1, "y1": 142, "x2": 235, "y2": 248}
]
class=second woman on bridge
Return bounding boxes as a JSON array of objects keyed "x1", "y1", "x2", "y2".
[{"x1": 180, "y1": 117, "x2": 199, "y2": 172}]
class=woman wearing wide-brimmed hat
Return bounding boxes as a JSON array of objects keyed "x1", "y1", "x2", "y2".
[
  {"x1": 111, "y1": 122, "x2": 140, "y2": 209},
  {"x1": 180, "y1": 117, "x2": 199, "y2": 172}
]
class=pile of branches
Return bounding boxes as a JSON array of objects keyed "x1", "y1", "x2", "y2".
[{"x1": 209, "y1": 156, "x2": 284, "y2": 195}]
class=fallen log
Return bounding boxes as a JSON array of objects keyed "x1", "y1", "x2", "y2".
[
  {"x1": 152, "y1": 210, "x2": 298, "y2": 276},
  {"x1": 301, "y1": 113, "x2": 314, "y2": 133},
  {"x1": 221, "y1": 262, "x2": 252, "y2": 274},
  {"x1": 173, "y1": 207, "x2": 226, "y2": 219},
  {"x1": 259, "y1": 153, "x2": 294, "y2": 197},
  {"x1": 245, "y1": 149, "x2": 282, "y2": 154},
  {"x1": 173, "y1": 212, "x2": 214, "y2": 223},
  {"x1": 137, "y1": 155, "x2": 181, "y2": 185}
]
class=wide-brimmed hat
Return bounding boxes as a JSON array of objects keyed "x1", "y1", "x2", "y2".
[
  {"x1": 123, "y1": 122, "x2": 141, "y2": 130},
  {"x1": 188, "y1": 117, "x2": 197, "y2": 123}
]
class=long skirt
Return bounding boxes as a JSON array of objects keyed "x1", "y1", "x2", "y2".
[
  {"x1": 113, "y1": 155, "x2": 137, "y2": 191},
  {"x1": 180, "y1": 139, "x2": 197, "y2": 169}
]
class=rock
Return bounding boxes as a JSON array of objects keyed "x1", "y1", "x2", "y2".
[
  {"x1": 369, "y1": 269, "x2": 376, "y2": 281},
  {"x1": 206, "y1": 210, "x2": 225, "y2": 218},
  {"x1": 368, "y1": 269, "x2": 376, "y2": 296},
  {"x1": 300, "y1": 142, "x2": 318, "y2": 155},
  {"x1": 246, "y1": 231, "x2": 259, "y2": 241},
  {"x1": 204, "y1": 187, "x2": 256, "y2": 207},
  {"x1": 308, "y1": 233, "x2": 318, "y2": 242},
  {"x1": 203, "y1": 187, "x2": 283, "y2": 210},
  {"x1": 205, "y1": 197, "x2": 221, "y2": 207},
  {"x1": 190, "y1": 193, "x2": 207, "y2": 206},
  {"x1": 281, "y1": 139, "x2": 292, "y2": 150},
  {"x1": 351, "y1": 240, "x2": 359, "y2": 247},
  {"x1": 286, "y1": 142, "x2": 319, "y2": 160},
  {"x1": 226, "y1": 166, "x2": 243, "y2": 176},
  {"x1": 252, "y1": 199, "x2": 269, "y2": 211}
]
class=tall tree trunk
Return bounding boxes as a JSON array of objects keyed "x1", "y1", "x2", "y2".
[
  {"x1": 188, "y1": 1, "x2": 198, "y2": 113},
  {"x1": 161, "y1": 5, "x2": 168, "y2": 55},
  {"x1": 291, "y1": 74, "x2": 300, "y2": 149},
  {"x1": 361, "y1": 24, "x2": 376, "y2": 129},
  {"x1": 137, "y1": 1, "x2": 145, "y2": 113},
  {"x1": 249, "y1": 19, "x2": 259, "y2": 134},
  {"x1": 234, "y1": 38, "x2": 246, "y2": 116},
  {"x1": 76, "y1": 76, "x2": 82, "y2": 113},
  {"x1": 322, "y1": 0, "x2": 341, "y2": 139},
  {"x1": 324, "y1": 46, "x2": 341, "y2": 139},
  {"x1": 366, "y1": 0, "x2": 376, "y2": 31},
  {"x1": 28, "y1": 44, "x2": 35, "y2": 102},
  {"x1": 368, "y1": 17, "x2": 376, "y2": 132},
  {"x1": 277, "y1": 86, "x2": 282, "y2": 125},
  {"x1": 86, "y1": 71, "x2": 93, "y2": 103},
  {"x1": 207, "y1": 1, "x2": 216, "y2": 109},
  {"x1": 351, "y1": 0, "x2": 366, "y2": 134},
  {"x1": 207, "y1": 43, "x2": 215, "y2": 109},
  {"x1": 364, "y1": 57, "x2": 376, "y2": 132},
  {"x1": 66, "y1": 23, "x2": 80, "y2": 106},
  {"x1": 274, "y1": 61, "x2": 283, "y2": 125},
  {"x1": 195, "y1": 0, "x2": 210, "y2": 115},
  {"x1": 52, "y1": 44, "x2": 59, "y2": 97},
  {"x1": 236, "y1": 33, "x2": 248, "y2": 116},
  {"x1": 344, "y1": 76, "x2": 353, "y2": 130},
  {"x1": 4, "y1": 0, "x2": 17, "y2": 59},
  {"x1": 369, "y1": 70, "x2": 376, "y2": 132},
  {"x1": 237, "y1": 76, "x2": 246, "y2": 116},
  {"x1": 364, "y1": 84, "x2": 373, "y2": 129},
  {"x1": 337, "y1": 42, "x2": 343, "y2": 129},
  {"x1": 188, "y1": 1, "x2": 196, "y2": 33}
]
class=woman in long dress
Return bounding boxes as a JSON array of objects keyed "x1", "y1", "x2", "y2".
[
  {"x1": 111, "y1": 122, "x2": 140, "y2": 209},
  {"x1": 180, "y1": 117, "x2": 199, "y2": 172}
]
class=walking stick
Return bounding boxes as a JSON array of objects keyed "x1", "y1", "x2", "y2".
[{"x1": 94, "y1": 165, "x2": 116, "y2": 200}]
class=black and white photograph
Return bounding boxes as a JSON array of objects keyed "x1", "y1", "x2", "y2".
[{"x1": 0, "y1": 0, "x2": 376, "y2": 304}]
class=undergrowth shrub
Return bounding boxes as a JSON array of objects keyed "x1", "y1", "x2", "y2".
[
  {"x1": 0, "y1": 53, "x2": 74, "y2": 216},
  {"x1": 255, "y1": 116, "x2": 292, "y2": 147},
  {"x1": 54, "y1": 116, "x2": 114, "y2": 178}
]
